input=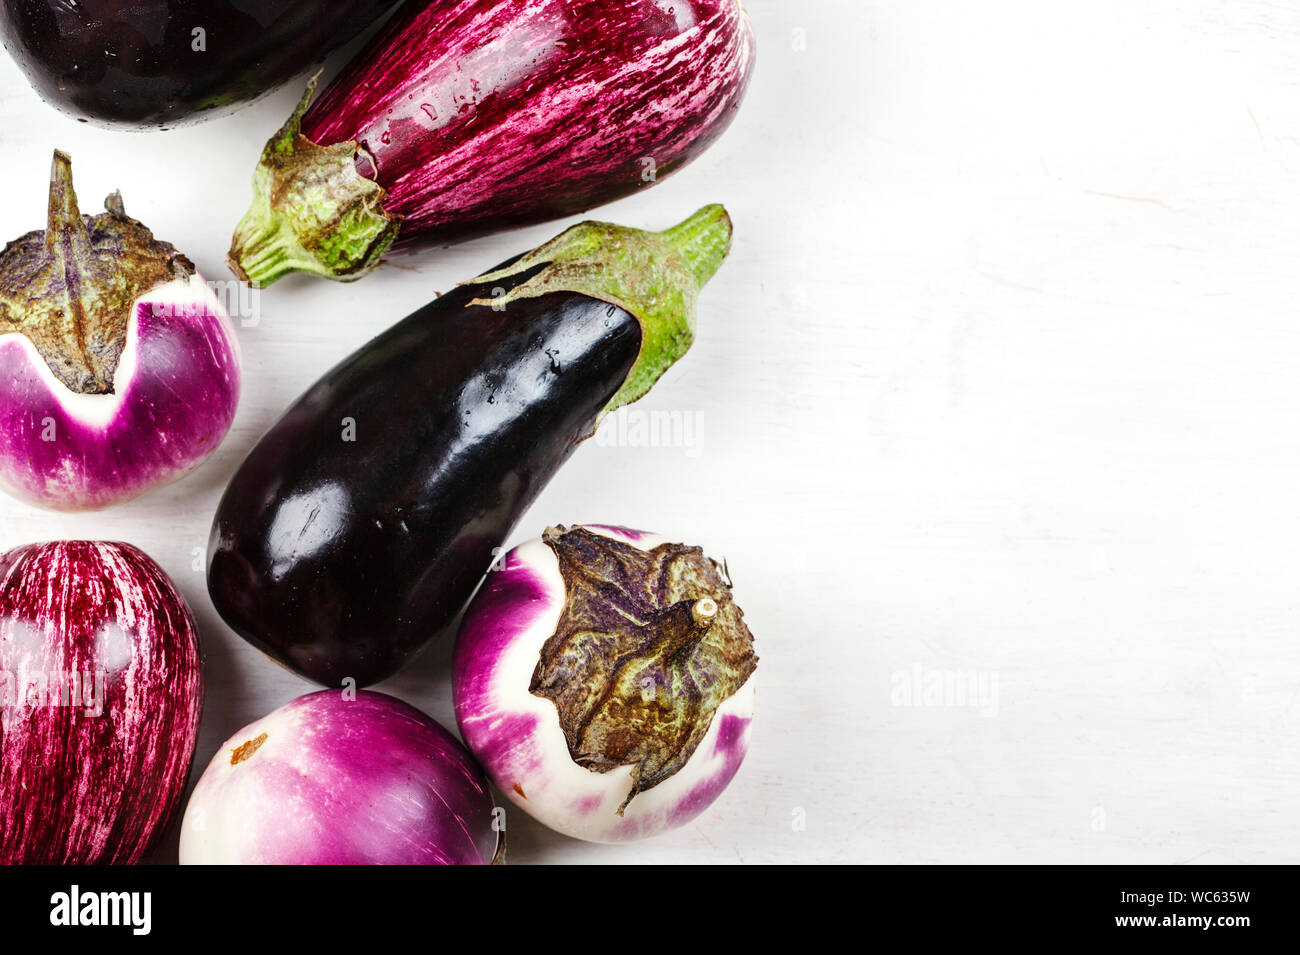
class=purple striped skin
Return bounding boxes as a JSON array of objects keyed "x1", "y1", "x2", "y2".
[
  {"x1": 0, "y1": 277, "x2": 241, "y2": 511},
  {"x1": 0, "y1": 541, "x2": 203, "y2": 865},
  {"x1": 306, "y1": 0, "x2": 755, "y2": 247},
  {"x1": 454, "y1": 525, "x2": 755, "y2": 843},
  {"x1": 179, "y1": 691, "x2": 499, "y2": 865}
]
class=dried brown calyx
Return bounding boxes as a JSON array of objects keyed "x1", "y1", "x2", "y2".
[
  {"x1": 0, "y1": 150, "x2": 194, "y2": 394},
  {"x1": 530, "y1": 526, "x2": 758, "y2": 813},
  {"x1": 230, "y1": 732, "x2": 268, "y2": 765}
]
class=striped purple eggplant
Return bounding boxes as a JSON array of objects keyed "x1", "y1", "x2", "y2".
[
  {"x1": 0, "y1": 541, "x2": 203, "y2": 865},
  {"x1": 454, "y1": 525, "x2": 757, "y2": 843},
  {"x1": 179, "y1": 690, "x2": 501, "y2": 865},
  {"x1": 0, "y1": 152, "x2": 241, "y2": 511},
  {"x1": 227, "y1": 0, "x2": 755, "y2": 286}
]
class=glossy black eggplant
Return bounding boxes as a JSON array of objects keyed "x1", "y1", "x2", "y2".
[
  {"x1": 0, "y1": 1, "x2": 396, "y2": 127},
  {"x1": 207, "y1": 206, "x2": 733, "y2": 686}
]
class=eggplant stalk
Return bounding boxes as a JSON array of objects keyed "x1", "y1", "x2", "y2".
[
  {"x1": 226, "y1": 82, "x2": 400, "y2": 287},
  {"x1": 469, "y1": 204, "x2": 733, "y2": 422},
  {"x1": 0, "y1": 152, "x2": 194, "y2": 393}
]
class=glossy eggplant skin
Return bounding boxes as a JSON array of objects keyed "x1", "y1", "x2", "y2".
[
  {"x1": 207, "y1": 270, "x2": 642, "y2": 687},
  {"x1": 310, "y1": 0, "x2": 754, "y2": 246},
  {"x1": 226, "y1": 0, "x2": 753, "y2": 286},
  {"x1": 0, "y1": 1, "x2": 396, "y2": 127}
]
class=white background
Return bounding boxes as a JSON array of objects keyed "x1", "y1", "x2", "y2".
[{"x1": 2, "y1": 0, "x2": 1299, "y2": 864}]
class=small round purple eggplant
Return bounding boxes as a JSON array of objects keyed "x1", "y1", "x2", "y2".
[
  {"x1": 454, "y1": 525, "x2": 757, "y2": 843},
  {"x1": 179, "y1": 690, "x2": 501, "y2": 865},
  {"x1": 0, "y1": 540, "x2": 203, "y2": 865},
  {"x1": 0, "y1": 151, "x2": 240, "y2": 511},
  {"x1": 227, "y1": 0, "x2": 755, "y2": 285}
]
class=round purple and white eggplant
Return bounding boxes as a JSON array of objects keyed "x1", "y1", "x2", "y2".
[
  {"x1": 0, "y1": 540, "x2": 203, "y2": 864},
  {"x1": 0, "y1": 151, "x2": 241, "y2": 511},
  {"x1": 179, "y1": 690, "x2": 501, "y2": 865},
  {"x1": 454, "y1": 525, "x2": 758, "y2": 843}
]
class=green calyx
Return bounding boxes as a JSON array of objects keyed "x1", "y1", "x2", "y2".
[
  {"x1": 468, "y1": 204, "x2": 732, "y2": 425},
  {"x1": 226, "y1": 80, "x2": 401, "y2": 288}
]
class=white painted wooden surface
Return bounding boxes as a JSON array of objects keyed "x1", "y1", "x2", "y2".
[{"x1": 3, "y1": 1, "x2": 1299, "y2": 864}]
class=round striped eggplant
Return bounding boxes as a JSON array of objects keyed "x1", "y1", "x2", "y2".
[
  {"x1": 0, "y1": 541, "x2": 203, "y2": 865},
  {"x1": 454, "y1": 525, "x2": 757, "y2": 842},
  {"x1": 179, "y1": 690, "x2": 500, "y2": 865},
  {"x1": 227, "y1": 0, "x2": 754, "y2": 286},
  {"x1": 208, "y1": 205, "x2": 730, "y2": 687},
  {"x1": 0, "y1": 1, "x2": 399, "y2": 127},
  {"x1": 0, "y1": 152, "x2": 241, "y2": 511}
]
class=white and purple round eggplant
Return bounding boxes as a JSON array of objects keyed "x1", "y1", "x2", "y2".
[
  {"x1": 179, "y1": 690, "x2": 501, "y2": 865},
  {"x1": 0, "y1": 540, "x2": 203, "y2": 864},
  {"x1": 454, "y1": 524, "x2": 758, "y2": 843},
  {"x1": 0, "y1": 151, "x2": 240, "y2": 511}
]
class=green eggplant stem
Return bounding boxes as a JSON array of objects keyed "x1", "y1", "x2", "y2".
[{"x1": 468, "y1": 204, "x2": 734, "y2": 424}]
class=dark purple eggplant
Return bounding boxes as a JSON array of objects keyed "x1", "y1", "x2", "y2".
[
  {"x1": 208, "y1": 205, "x2": 731, "y2": 687},
  {"x1": 226, "y1": 0, "x2": 754, "y2": 285},
  {"x1": 0, "y1": 1, "x2": 397, "y2": 127}
]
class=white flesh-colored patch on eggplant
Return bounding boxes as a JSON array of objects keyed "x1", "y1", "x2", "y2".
[{"x1": 0, "y1": 276, "x2": 233, "y2": 429}]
